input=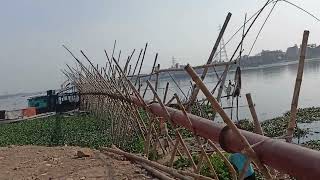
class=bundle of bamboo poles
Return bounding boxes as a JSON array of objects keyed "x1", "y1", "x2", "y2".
[{"x1": 61, "y1": 38, "x2": 270, "y2": 179}]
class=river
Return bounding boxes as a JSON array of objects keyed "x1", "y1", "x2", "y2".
[
  {"x1": 2, "y1": 59, "x2": 320, "y2": 121},
  {"x1": 148, "y1": 58, "x2": 320, "y2": 122},
  {"x1": 1, "y1": 59, "x2": 320, "y2": 142}
]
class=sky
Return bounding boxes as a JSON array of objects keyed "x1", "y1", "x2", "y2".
[{"x1": 0, "y1": 0, "x2": 320, "y2": 95}]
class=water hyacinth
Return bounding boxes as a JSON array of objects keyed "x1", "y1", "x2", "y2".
[
  {"x1": 283, "y1": 107, "x2": 320, "y2": 123},
  {"x1": 0, "y1": 114, "x2": 144, "y2": 153},
  {"x1": 238, "y1": 117, "x2": 309, "y2": 138},
  {"x1": 303, "y1": 140, "x2": 320, "y2": 151}
]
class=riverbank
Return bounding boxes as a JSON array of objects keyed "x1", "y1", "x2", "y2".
[
  {"x1": 0, "y1": 108, "x2": 318, "y2": 179},
  {"x1": 0, "y1": 112, "x2": 237, "y2": 179},
  {"x1": 0, "y1": 145, "x2": 154, "y2": 180}
]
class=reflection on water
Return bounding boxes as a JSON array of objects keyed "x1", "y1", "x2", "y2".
[{"x1": 147, "y1": 59, "x2": 320, "y2": 122}]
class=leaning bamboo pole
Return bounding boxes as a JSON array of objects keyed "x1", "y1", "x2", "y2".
[
  {"x1": 153, "y1": 64, "x2": 160, "y2": 101},
  {"x1": 146, "y1": 80, "x2": 197, "y2": 171},
  {"x1": 184, "y1": 64, "x2": 272, "y2": 179},
  {"x1": 245, "y1": 93, "x2": 263, "y2": 135},
  {"x1": 124, "y1": 49, "x2": 135, "y2": 74},
  {"x1": 139, "y1": 163, "x2": 175, "y2": 180},
  {"x1": 142, "y1": 53, "x2": 158, "y2": 98},
  {"x1": 207, "y1": 140, "x2": 237, "y2": 179},
  {"x1": 187, "y1": 13, "x2": 232, "y2": 110},
  {"x1": 111, "y1": 56, "x2": 171, "y2": 155},
  {"x1": 131, "y1": 49, "x2": 143, "y2": 77},
  {"x1": 163, "y1": 82, "x2": 170, "y2": 104},
  {"x1": 286, "y1": 30, "x2": 309, "y2": 143},
  {"x1": 134, "y1": 43, "x2": 148, "y2": 86},
  {"x1": 68, "y1": 47, "x2": 147, "y2": 147},
  {"x1": 101, "y1": 146, "x2": 213, "y2": 180},
  {"x1": 174, "y1": 94, "x2": 220, "y2": 180}
]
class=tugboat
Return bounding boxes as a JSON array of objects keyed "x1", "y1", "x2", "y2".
[{"x1": 28, "y1": 87, "x2": 79, "y2": 114}]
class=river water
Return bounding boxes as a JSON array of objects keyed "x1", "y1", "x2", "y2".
[
  {"x1": 3, "y1": 59, "x2": 320, "y2": 120},
  {"x1": 143, "y1": 59, "x2": 320, "y2": 143},
  {"x1": 1, "y1": 59, "x2": 320, "y2": 142},
  {"x1": 151, "y1": 59, "x2": 320, "y2": 122}
]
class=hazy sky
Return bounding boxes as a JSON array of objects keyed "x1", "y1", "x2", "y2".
[{"x1": 0, "y1": 0, "x2": 320, "y2": 95}]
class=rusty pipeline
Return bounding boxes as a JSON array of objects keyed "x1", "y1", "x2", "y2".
[{"x1": 133, "y1": 97, "x2": 320, "y2": 179}]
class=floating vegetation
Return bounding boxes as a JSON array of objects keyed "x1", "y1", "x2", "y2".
[
  {"x1": 0, "y1": 114, "x2": 144, "y2": 153},
  {"x1": 302, "y1": 140, "x2": 320, "y2": 151},
  {"x1": 237, "y1": 119, "x2": 254, "y2": 132},
  {"x1": 284, "y1": 107, "x2": 320, "y2": 123},
  {"x1": 237, "y1": 107, "x2": 320, "y2": 138},
  {"x1": 261, "y1": 117, "x2": 309, "y2": 138},
  {"x1": 238, "y1": 117, "x2": 310, "y2": 138}
]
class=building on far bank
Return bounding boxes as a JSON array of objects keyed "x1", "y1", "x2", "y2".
[{"x1": 285, "y1": 44, "x2": 299, "y2": 60}]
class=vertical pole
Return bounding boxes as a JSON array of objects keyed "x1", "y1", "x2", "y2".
[
  {"x1": 163, "y1": 82, "x2": 170, "y2": 104},
  {"x1": 134, "y1": 43, "x2": 148, "y2": 86},
  {"x1": 153, "y1": 64, "x2": 160, "y2": 101},
  {"x1": 286, "y1": 30, "x2": 309, "y2": 142},
  {"x1": 143, "y1": 53, "x2": 158, "y2": 98}
]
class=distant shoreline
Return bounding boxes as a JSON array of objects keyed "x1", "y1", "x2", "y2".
[
  {"x1": 239, "y1": 57, "x2": 320, "y2": 72},
  {"x1": 156, "y1": 57, "x2": 320, "y2": 79}
]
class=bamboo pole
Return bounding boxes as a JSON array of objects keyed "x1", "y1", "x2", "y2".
[
  {"x1": 216, "y1": 65, "x2": 230, "y2": 103},
  {"x1": 207, "y1": 140, "x2": 237, "y2": 179},
  {"x1": 245, "y1": 93, "x2": 263, "y2": 135},
  {"x1": 77, "y1": 49, "x2": 147, "y2": 146},
  {"x1": 111, "y1": 56, "x2": 169, "y2": 155},
  {"x1": 101, "y1": 146, "x2": 215, "y2": 180},
  {"x1": 154, "y1": 64, "x2": 160, "y2": 101},
  {"x1": 187, "y1": 13, "x2": 232, "y2": 110},
  {"x1": 117, "y1": 50, "x2": 122, "y2": 63},
  {"x1": 142, "y1": 53, "x2": 158, "y2": 98},
  {"x1": 184, "y1": 64, "x2": 272, "y2": 179},
  {"x1": 163, "y1": 82, "x2": 170, "y2": 104},
  {"x1": 168, "y1": 72, "x2": 187, "y2": 100},
  {"x1": 111, "y1": 40, "x2": 117, "y2": 60},
  {"x1": 139, "y1": 163, "x2": 175, "y2": 180},
  {"x1": 286, "y1": 30, "x2": 309, "y2": 143},
  {"x1": 196, "y1": 152, "x2": 205, "y2": 174},
  {"x1": 127, "y1": 64, "x2": 132, "y2": 76},
  {"x1": 124, "y1": 49, "x2": 135, "y2": 73},
  {"x1": 174, "y1": 94, "x2": 220, "y2": 180},
  {"x1": 131, "y1": 48, "x2": 143, "y2": 78},
  {"x1": 134, "y1": 43, "x2": 148, "y2": 86},
  {"x1": 146, "y1": 80, "x2": 197, "y2": 172},
  {"x1": 169, "y1": 139, "x2": 180, "y2": 167}
]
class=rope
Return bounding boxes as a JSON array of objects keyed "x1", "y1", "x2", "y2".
[
  {"x1": 248, "y1": 0, "x2": 279, "y2": 56},
  {"x1": 281, "y1": 0, "x2": 320, "y2": 22},
  {"x1": 211, "y1": 0, "x2": 277, "y2": 62}
]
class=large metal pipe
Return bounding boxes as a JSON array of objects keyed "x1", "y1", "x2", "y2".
[{"x1": 139, "y1": 102, "x2": 320, "y2": 179}]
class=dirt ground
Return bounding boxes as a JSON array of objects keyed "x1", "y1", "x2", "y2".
[{"x1": 0, "y1": 145, "x2": 156, "y2": 180}]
